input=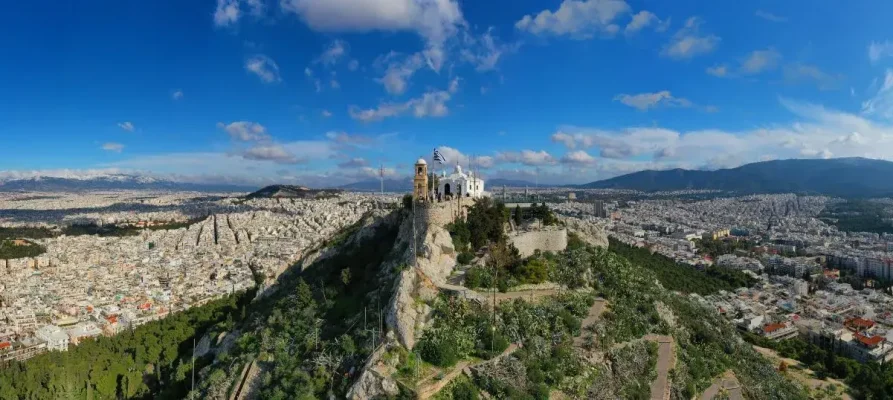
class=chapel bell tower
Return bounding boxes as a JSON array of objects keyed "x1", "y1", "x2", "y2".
[{"x1": 413, "y1": 158, "x2": 429, "y2": 202}]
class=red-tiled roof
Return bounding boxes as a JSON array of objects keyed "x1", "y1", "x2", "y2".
[
  {"x1": 846, "y1": 318, "x2": 875, "y2": 330},
  {"x1": 0, "y1": 342, "x2": 11, "y2": 350},
  {"x1": 763, "y1": 323, "x2": 787, "y2": 333},
  {"x1": 855, "y1": 333, "x2": 884, "y2": 347}
]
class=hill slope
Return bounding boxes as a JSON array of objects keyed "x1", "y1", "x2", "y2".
[
  {"x1": 583, "y1": 157, "x2": 893, "y2": 197},
  {"x1": 0, "y1": 175, "x2": 254, "y2": 192}
]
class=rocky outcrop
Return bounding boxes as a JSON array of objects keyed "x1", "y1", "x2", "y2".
[
  {"x1": 560, "y1": 216, "x2": 609, "y2": 248},
  {"x1": 385, "y1": 204, "x2": 459, "y2": 350}
]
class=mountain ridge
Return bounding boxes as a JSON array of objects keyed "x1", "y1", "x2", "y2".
[{"x1": 582, "y1": 157, "x2": 893, "y2": 197}]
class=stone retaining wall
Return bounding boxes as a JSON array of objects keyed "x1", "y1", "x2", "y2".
[{"x1": 510, "y1": 228, "x2": 568, "y2": 258}]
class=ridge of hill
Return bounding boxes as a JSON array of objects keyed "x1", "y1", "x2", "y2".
[{"x1": 583, "y1": 157, "x2": 893, "y2": 197}]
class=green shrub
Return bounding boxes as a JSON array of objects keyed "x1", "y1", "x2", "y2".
[
  {"x1": 418, "y1": 338, "x2": 460, "y2": 367},
  {"x1": 457, "y1": 252, "x2": 474, "y2": 265},
  {"x1": 450, "y1": 378, "x2": 479, "y2": 400}
]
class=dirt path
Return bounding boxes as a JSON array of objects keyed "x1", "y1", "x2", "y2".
[
  {"x1": 573, "y1": 299, "x2": 607, "y2": 348},
  {"x1": 416, "y1": 343, "x2": 519, "y2": 399}
]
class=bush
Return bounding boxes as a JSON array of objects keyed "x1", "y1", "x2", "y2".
[
  {"x1": 513, "y1": 257, "x2": 549, "y2": 284},
  {"x1": 418, "y1": 338, "x2": 460, "y2": 367},
  {"x1": 402, "y1": 194, "x2": 414, "y2": 209},
  {"x1": 457, "y1": 252, "x2": 474, "y2": 265},
  {"x1": 477, "y1": 330, "x2": 511, "y2": 359},
  {"x1": 450, "y1": 377, "x2": 479, "y2": 400}
]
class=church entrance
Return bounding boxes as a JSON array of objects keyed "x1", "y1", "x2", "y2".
[{"x1": 444, "y1": 183, "x2": 451, "y2": 197}]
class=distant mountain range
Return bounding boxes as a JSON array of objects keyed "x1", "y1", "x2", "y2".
[
  {"x1": 0, "y1": 175, "x2": 255, "y2": 192},
  {"x1": 582, "y1": 157, "x2": 893, "y2": 197}
]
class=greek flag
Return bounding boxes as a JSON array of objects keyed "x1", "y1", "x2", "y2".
[{"x1": 433, "y1": 148, "x2": 447, "y2": 164}]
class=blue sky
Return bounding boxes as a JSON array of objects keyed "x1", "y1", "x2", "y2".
[{"x1": 2, "y1": 0, "x2": 893, "y2": 186}]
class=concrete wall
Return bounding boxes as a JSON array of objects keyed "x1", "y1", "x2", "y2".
[{"x1": 510, "y1": 228, "x2": 568, "y2": 258}]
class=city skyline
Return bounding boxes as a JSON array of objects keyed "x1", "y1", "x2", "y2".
[{"x1": 3, "y1": 1, "x2": 893, "y2": 186}]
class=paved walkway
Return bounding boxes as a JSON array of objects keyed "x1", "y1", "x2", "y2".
[
  {"x1": 700, "y1": 370, "x2": 743, "y2": 400},
  {"x1": 645, "y1": 335, "x2": 675, "y2": 400}
]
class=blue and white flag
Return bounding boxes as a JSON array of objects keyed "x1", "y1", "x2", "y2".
[{"x1": 433, "y1": 148, "x2": 447, "y2": 164}]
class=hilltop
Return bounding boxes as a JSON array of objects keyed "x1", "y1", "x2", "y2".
[
  {"x1": 245, "y1": 184, "x2": 343, "y2": 199},
  {"x1": 583, "y1": 157, "x2": 893, "y2": 197}
]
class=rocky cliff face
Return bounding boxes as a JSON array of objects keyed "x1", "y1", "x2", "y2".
[
  {"x1": 560, "y1": 215, "x2": 609, "y2": 248},
  {"x1": 384, "y1": 206, "x2": 457, "y2": 350}
]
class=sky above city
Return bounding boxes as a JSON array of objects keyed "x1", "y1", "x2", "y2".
[{"x1": 3, "y1": 1, "x2": 893, "y2": 187}]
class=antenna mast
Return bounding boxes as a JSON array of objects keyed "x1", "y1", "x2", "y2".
[{"x1": 379, "y1": 163, "x2": 384, "y2": 195}]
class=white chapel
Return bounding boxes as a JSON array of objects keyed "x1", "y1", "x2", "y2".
[{"x1": 437, "y1": 165, "x2": 486, "y2": 199}]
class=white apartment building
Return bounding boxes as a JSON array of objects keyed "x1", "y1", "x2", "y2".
[{"x1": 35, "y1": 325, "x2": 69, "y2": 352}]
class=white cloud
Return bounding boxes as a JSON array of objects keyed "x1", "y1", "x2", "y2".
[
  {"x1": 321, "y1": 109, "x2": 333, "y2": 118},
  {"x1": 280, "y1": 0, "x2": 464, "y2": 49},
  {"x1": 755, "y1": 10, "x2": 787, "y2": 22},
  {"x1": 869, "y1": 41, "x2": 893, "y2": 63},
  {"x1": 117, "y1": 122, "x2": 135, "y2": 132},
  {"x1": 348, "y1": 59, "x2": 360, "y2": 71},
  {"x1": 624, "y1": 10, "x2": 664, "y2": 35},
  {"x1": 740, "y1": 48, "x2": 781, "y2": 75},
  {"x1": 245, "y1": 55, "x2": 282, "y2": 83},
  {"x1": 325, "y1": 131, "x2": 374, "y2": 145},
  {"x1": 706, "y1": 64, "x2": 728, "y2": 77},
  {"x1": 783, "y1": 63, "x2": 842, "y2": 90},
  {"x1": 561, "y1": 150, "x2": 597, "y2": 165},
  {"x1": 460, "y1": 29, "x2": 517, "y2": 72},
  {"x1": 337, "y1": 158, "x2": 369, "y2": 168},
  {"x1": 662, "y1": 17, "x2": 720, "y2": 60},
  {"x1": 376, "y1": 52, "x2": 424, "y2": 95},
  {"x1": 496, "y1": 150, "x2": 556, "y2": 166},
  {"x1": 862, "y1": 69, "x2": 893, "y2": 120},
  {"x1": 515, "y1": 0, "x2": 630, "y2": 39},
  {"x1": 102, "y1": 143, "x2": 125, "y2": 153},
  {"x1": 217, "y1": 121, "x2": 270, "y2": 142},
  {"x1": 613, "y1": 91, "x2": 693, "y2": 111},
  {"x1": 214, "y1": 0, "x2": 241, "y2": 27},
  {"x1": 317, "y1": 39, "x2": 349, "y2": 65},
  {"x1": 241, "y1": 144, "x2": 301, "y2": 164},
  {"x1": 448, "y1": 77, "x2": 460, "y2": 94},
  {"x1": 349, "y1": 90, "x2": 451, "y2": 122},
  {"x1": 172, "y1": 90, "x2": 184, "y2": 100}
]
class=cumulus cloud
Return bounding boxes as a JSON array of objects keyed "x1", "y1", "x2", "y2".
[
  {"x1": 349, "y1": 90, "x2": 451, "y2": 122},
  {"x1": 245, "y1": 55, "x2": 282, "y2": 83},
  {"x1": 280, "y1": 0, "x2": 464, "y2": 59},
  {"x1": 561, "y1": 150, "x2": 597, "y2": 165},
  {"x1": 214, "y1": 0, "x2": 241, "y2": 27},
  {"x1": 755, "y1": 10, "x2": 787, "y2": 22},
  {"x1": 325, "y1": 131, "x2": 374, "y2": 145},
  {"x1": 515, "y1": 0, "x2": 631, "y2": 39},
  {"x1": 241, "y1": 144, "x2": 302, "y2": 164},
  {"x1": 613, "y1": 91, "x2": 693, "y2": 111},
  {"x1": 624, "y1": 10, "x2": 667, "y2": 34},
  {"x1": 218, "y1": 121, "x2": 270, "y2": 142},
  {"x1": 460, "y1": 29, "x2": 518, "y2": 72},
  {"x1": 662, "y1": 17, "x2": 720, "y2": 60},
  {"x1": 321, "y1": 109, "x2": 333, "y2": 118},
  {"x1": 117, "y1": 122, "x2": 135, "y2": 132},
  {"x1": 101, "y1": 143, "x2": 125, "y2": 153},
  {"x1": 496, "y1": 150, "x2": 556, "y2": 166},
  {"x1": 172, "y1": 90, "x2": 184, "y2": 100}
]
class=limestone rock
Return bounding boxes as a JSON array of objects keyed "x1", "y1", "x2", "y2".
[
  {"x1": 560, "y1": 216, "x2": 609, "y2": 248},
  {"x1": 347, "y1": 369, "x2": 399, "y2": 400}
]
